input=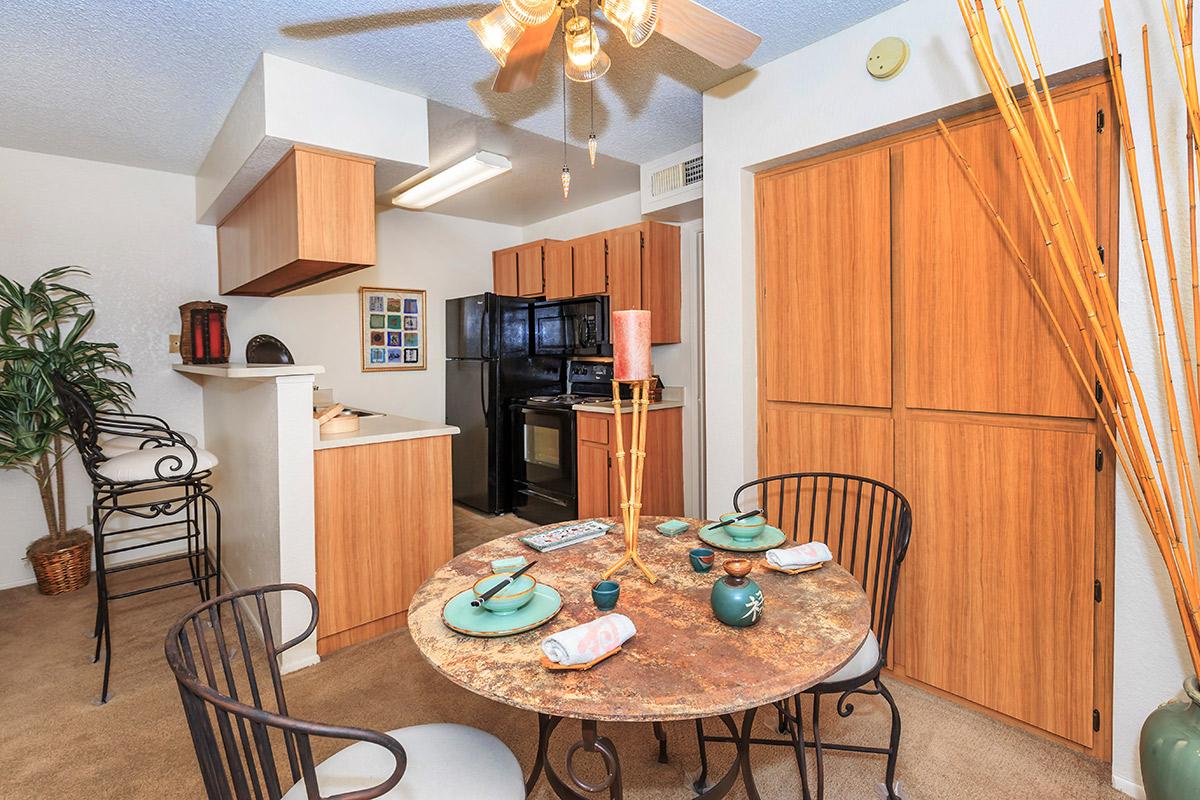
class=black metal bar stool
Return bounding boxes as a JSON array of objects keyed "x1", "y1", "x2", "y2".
[{"x1": 52, "y1": 373, "x2": 221, "y2": 704}]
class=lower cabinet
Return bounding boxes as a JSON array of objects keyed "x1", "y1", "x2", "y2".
[
  {"x1": 313, "y1": 435, "x2": 454, "y2": 655},
  {"x1": 576, "y1": 408, "x2": 684, "y2": 518}
]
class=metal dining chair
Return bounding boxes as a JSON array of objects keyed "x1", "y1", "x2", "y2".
[
  {"x1": 165, "y1": 584, "x2": 527, "y2": 800},
  {"x1": 693, "y1": 473, "x2": 913, "y2": 800}
]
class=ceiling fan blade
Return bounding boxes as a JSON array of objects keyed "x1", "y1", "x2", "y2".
[
  {"x1": 656, "y1": 0, "x2": 762, "y2": 69},
  {"x1": 493, "y1": 9, "x2": 562, "y2": 93}
]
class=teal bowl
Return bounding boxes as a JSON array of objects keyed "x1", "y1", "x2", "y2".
[
  {"x1": 472, "y1": 574, "x2": 537, "y2": 615},
  {"x1": 719, "y1": 513, "x2": 767, "y2": 542}
]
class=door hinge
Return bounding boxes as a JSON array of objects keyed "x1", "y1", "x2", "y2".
[
  {"x1": 1097, "y1": 109, "x2": 1105, "y2": 133},
  {"x1": 1092, "y1": 709, "x2": 1101, "y2": 732},
  {"x1": 1095, "y1": 449, "x2": 1104, "y2": 471},
  {"x1": 1097, "y1": 244, "x2": 1105, "y2": 264},
  {"x1": 1095, "y1": 380, "x2": 1104, "y2": 404},
  {"x1": 640, "y1": 232, "x2": 645, "y2": 250},
  {"x1": 1094, "y1": 579, "x2": 1103, "y2": 603}
]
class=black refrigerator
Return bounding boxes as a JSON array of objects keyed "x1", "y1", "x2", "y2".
[{"x1": 446, "y1": 293, "x2": 562, "y2": 514}]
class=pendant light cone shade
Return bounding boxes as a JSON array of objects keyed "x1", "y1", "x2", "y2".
[
  {"x1": 469, "y1": 6, "x2": 526, "y2": 66},
  {"x1": 563, "y1": 15, "x2": 611, "y2": 82},
  {"x1": 588, "y1": 134, "x2": 598, "y2": 166},
  {"x1": 501, "y1": 0, "x2": 557, "y2": 27},
  {"x1": 601, "y1": 0, "x2": 659, "y2": 47},
  {"x1": 561, "y1": 166, "x2": 571, "y2": 199}
]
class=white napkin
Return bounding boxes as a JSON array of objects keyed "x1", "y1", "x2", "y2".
[
  {"x1": 765, "y1": 541, "x2": 834, "y2": 570},
  {"x1": 541, "y1": 614, "x2": 637, "y2": 666}
]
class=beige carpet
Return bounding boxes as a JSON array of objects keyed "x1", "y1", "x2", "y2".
[{"x1": 0, "y1": 512, "x2": 1125, "y2": 799}]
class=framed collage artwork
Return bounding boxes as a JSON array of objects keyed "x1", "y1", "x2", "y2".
[{"x1": 360, "y1": 287, "x2": 426, "y2": 372}]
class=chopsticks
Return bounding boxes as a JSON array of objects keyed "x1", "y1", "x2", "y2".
[
  {"x1": 471, "y1": 560, "x2": 538, "y2": 607},
  {"x1": 709, "y1": 509, "x2": 764, "y2": 530}
]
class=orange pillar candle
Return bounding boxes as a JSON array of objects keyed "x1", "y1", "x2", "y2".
[{"x1": 612, "y1": 310, "x2": 652, "y2": 381}]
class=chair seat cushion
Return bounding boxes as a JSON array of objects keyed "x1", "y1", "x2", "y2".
[
  {"x1": 821, "y1": 630, "x2": 881, "y2": 685},
  {"x1": 281, "y1": 723, "x2": 525, "y2": 800},
  {"x1": 95, "y1": 446, "x2": 218, "y2": 483},
  {"x1": 100, "y1": 431, "x2": 198, "y2": 456}
]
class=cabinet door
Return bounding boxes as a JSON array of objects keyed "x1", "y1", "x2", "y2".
[
  {"x1": 607, "y1": 225, "x2": 643, "y2": 314},
  {"x1": 642, "y1": 221, "x2": 681, "y2": 344},
  {"x1": 573, "y1": 234, "x2": 608, "y2": 296},
  {"x1": 493, "y1": 249, "x2": 519, "y2": 296},
  {"x1": 544, "y1": 240, "x2": 574, "y2": 300},
  {"x1": 577, "y1": 413, "x2": 612, "y2": 518},
  {"x1": 517, "y1": 243, "x2": 545, "y2": 297}
]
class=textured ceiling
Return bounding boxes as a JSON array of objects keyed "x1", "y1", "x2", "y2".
[{"x1": 0, "y1": 0, "x2": 907, "y2": 175}]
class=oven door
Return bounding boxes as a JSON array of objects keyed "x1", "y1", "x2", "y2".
[{"x1": 511, "y1": 406, "x2": 578, "y2": 524}]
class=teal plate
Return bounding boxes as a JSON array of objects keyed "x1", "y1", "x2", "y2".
[
  {"x1": 442, "y1": 583, "x2": 563, "y2": 638},
  {"x1": 699, "y1": 523, "x2": 787, "y2": 553}
]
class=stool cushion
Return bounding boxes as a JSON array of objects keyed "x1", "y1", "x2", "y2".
[
  {"x1": 95, "y1": 446, "x2": 218, "y2": 483},
  {"x1": 280, "y1": 723, "x2": 524, "y2": 800},
  {"x1": 820, "y1": 630, "x2": 881, "y2": 686},
  {"x1": 100, "y1": 432, "x2": 197, "y2": 456}
]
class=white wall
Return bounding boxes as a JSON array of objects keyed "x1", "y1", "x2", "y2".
[
  {"x1": 224, "y1": 209, "x2": 522, "y2": 422},
  {"x1": 522, "y1": 192, "x2": 706, "y2": 516},
  {"x1": 0, "y1": 146, "x2": 216, "y2": 589},
  {"x1": 701, "y1": 0, "x2": 1191, "y2": 794}
]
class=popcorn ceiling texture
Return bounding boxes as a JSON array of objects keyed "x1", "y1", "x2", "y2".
[{"x1": 0, "y1": 0, "x2": 905, "y2": 173}]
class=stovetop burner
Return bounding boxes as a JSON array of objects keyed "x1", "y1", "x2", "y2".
[{"x1": 522, "y1": 393, "x2": 609, "y2": 408}]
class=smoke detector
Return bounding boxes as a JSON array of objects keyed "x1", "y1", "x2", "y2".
[{"x1": 867, "y1": 37, "x2": 909, "y2": 80}]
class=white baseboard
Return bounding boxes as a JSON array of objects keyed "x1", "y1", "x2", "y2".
[
  {"x1": 1112, "y1": 774, "x2": 1145, "y2": 799},
  {"x1": 0, "y1": 574, "x2": 37, "y2": 591}
]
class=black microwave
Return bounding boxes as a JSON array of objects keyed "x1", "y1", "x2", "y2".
[{"x1": 531, "y1": 296, "x2": 611, "y2": 357}]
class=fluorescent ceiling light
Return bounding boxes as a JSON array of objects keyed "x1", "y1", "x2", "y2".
[{"x1": 392, "y1": 151, "x2": 512, "y2": 210}]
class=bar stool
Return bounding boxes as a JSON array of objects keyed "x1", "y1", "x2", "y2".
[{"x1": 51, "y1": 374, "x2": 221, "y2": 704}]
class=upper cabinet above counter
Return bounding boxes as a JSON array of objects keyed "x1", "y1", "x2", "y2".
[
  {"x1": 217, "y1": 146, "x2": 377, "y2": 297},
  {"x1": 492, "y1": 221, "x2": 681, "y2": 344}
]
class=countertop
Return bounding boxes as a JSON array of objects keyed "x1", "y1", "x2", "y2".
[
  {"x1": 572, "y1": 386, "x2": 685, "y2": 415},
  {"x1": 174, "y1": 363, "x2": 325, "y2": 379},
  {"x1": 314, "y1": 414, "x2": 459, "y2": 450}
]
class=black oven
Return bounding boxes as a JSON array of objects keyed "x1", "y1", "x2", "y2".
[
  {"x1": 510, "y1": 404, "x2": 578, "y2": 525},
  {"x1": 531, "y1": 297, "x2": 610, "y2": 357}
]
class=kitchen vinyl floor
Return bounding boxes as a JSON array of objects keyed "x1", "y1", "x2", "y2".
[
  {"x1": 453, "y1": 504, "x2": 538, "y2": 554},
  {"x1": 0, "y1": 563, "x2": 1126, "y2": 800}
]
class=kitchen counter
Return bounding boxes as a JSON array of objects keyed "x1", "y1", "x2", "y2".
[
  {"x1": 572, "y1": 386, "x2": 685, "y2": 415},
  {"x1": 174, "y1": 363, "x2": 325, "y2": 379},
  {"x1": 314, "y1": 415, "x2": 459, "y2": 450}
]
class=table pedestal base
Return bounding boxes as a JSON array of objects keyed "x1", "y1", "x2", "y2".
[{"x1": 525, "y1": 709, "x2": 760, "y2": 800}]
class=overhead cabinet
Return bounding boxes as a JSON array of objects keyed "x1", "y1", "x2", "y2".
[
  {"x1": 492, "y1": 221, "x2": 681, "y2": 344},
  {"x1": 218, "y1": 146, "x2": 376, "y2": 296}
]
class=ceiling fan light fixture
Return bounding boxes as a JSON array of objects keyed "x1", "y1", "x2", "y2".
[
  {"x1": 501, "y1": 0, "x2": 558, "y2": 26},
  {"x1": 392, "y1": 151, "x2": 512, "y2": 210},
  {"x1": 469, "y1": 6, "x2": 526, "y2": 66},
  {"x1": 563, "y1": 15, "x2": 611, "y2": 82},
  {"x1": 601, "y1": 0, "x2": 659, "y2": 47}
]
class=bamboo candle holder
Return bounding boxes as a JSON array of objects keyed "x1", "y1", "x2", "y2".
[{"x1": 601, "y1": 379, "x2": 658, "y2": 584}]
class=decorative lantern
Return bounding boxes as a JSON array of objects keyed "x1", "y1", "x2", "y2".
[{"x1": 179, "y1": 301, "x2": 230, "y2": 365}]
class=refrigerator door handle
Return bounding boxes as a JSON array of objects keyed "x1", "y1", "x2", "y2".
[
  {"x1": 480, "y1": 301, "x2": 490, "y2": 360},
  {"x1": 481, "y1": 360, "x2": 490, "y2": 422}
]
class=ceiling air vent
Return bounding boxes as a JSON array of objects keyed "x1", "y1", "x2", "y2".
[{"x1": 641, "y1": 144, "x2": 703, "y2": 220}]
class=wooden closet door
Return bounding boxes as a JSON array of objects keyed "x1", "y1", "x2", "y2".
[{"x1": 758, "y1": 148, "x2": 892, "y2": 408}]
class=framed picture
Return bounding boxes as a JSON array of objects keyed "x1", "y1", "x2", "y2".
[{"x1": 360, "y1": 287, "x2": 426, "y2": 372}]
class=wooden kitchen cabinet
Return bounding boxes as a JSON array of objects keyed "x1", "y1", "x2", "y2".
[
  {"x1": 576, "y1": 407, "x2": 683, "y2": 518},
  {"x1": 572, "y1": 233, "x2": 608, "y2": 296},
  {"x1": 543, "y1": 240, "x2": 574, "y2": 300},
  {"x1": 313, "y1": 435, "x2": 454, "y2": 655},
  {"x1": 517, "y1": 241, "x2": 547, "y2": 297},
  {"x1": 493, "y1": 248, "x2": 519, "y2": 296},
  {"x1": 218, "y1": 146, "x2": 376, "y2": 296}
]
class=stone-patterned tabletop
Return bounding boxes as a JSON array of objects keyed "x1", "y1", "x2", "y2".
[{"x1": 407, "y1": 517, "x2": 871, "y2": 722}]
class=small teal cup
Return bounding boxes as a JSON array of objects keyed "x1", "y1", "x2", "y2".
[
  {"x1": 592, "y1": 580, "x2": 621, "y2": 611},
  {"x1": 689, "y1": 547, "x2": 716, "y2": 573}
]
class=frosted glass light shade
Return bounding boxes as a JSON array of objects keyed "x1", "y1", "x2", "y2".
[
  {"x1": 561, "y1": 166, "x2": 571, "y2": 199},
  {"x1": 563, "y1": 15, "x2": 611, "y2": 82},
  {"x1": 501, "y1": 0, "x2": 557, "y2": 26},
  {"x1": 469, "y1": 6, "x2": 526, "y2": 66},
  {"x1": 601, "y1": 0, "x2": 659, "y2": 47}
]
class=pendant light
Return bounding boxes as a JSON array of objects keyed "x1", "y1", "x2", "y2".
[
  {"x1": 501, "y1": 0, "x2": 557, "y2": 27},
  {"x1": 561, "y1": 27, "x2": 571, "y2": 200},
  {"x1": 587, "y1": 0, "x2": 598, "y2": 166},
  {"x1": 601, "y1": 0, "x2": 659, "y2": 47},
  {"x1": 469, "y1": 6, "x2": 526, "y2": 66},
  {"x1": 563, "y1": 14, "x2": 610, "y2": 82}
]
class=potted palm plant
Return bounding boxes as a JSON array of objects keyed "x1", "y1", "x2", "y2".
[{"x1": 0, "y1": 267, "x2": 132, "y2": 595}]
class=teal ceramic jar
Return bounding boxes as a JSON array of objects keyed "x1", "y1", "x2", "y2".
[
  {"x1": 1141, "y1": 678, "x2": 1200, "y2": 800},
  {"x1": 711, "y1": 559, "x2": 764, "y2": 627}
]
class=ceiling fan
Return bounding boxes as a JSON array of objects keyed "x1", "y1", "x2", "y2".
[{"x1": 472, "y1": 0, "x2": 763, "y2": 93}]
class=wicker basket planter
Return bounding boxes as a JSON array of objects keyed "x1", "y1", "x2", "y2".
[{"x1": 26, "y1": 529, "x2": 92, "y2": 595}]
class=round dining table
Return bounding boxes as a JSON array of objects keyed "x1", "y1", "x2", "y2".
[{"x1": 407, "y1": 517, "x2": 871, "y2": 800}]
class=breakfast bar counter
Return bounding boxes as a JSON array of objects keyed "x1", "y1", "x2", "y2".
[{"x1": 315, "y1": 414, "x2": 459, "y2": 450}]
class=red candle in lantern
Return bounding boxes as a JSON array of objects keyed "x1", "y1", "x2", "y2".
[
  {"x1": 206, "y1": 311, "x2": 223, "y2": 361},
  {"x1": 612, "y1": 310, "x2": 652, "y2": 381}
]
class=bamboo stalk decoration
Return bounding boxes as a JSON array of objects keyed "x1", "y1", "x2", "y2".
[
  {"x1": 946, "y1": 0, "x2": 1200, "y2": 673},
  {"x1": 601, "y1": 378, "x2": 658, "y2": 584}
]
